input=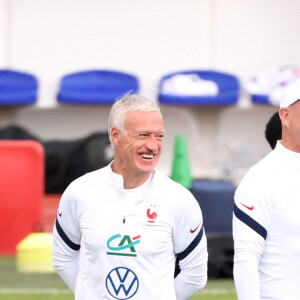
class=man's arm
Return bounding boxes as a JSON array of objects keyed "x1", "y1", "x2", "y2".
[
  {"x1": 174, "y1": 231, "x2": 207, "y2": 300},
  {"x1": 51, "y1": 185, "x2": 81, "y2": 293},
  {"x1": 233, "y1": 170, "x2": 271, "y2": 300},
  {"x1": 173, "y1": 191, "x2": 208, "y2": 300},
  {"x1": 52, "y1": 219, "x2": 80, "y2": 293},
  {"x1": 233, "y1": 202, "x2": 265, "y2": 300},
  {"x1": 234, "y1": 248, "x2": 260, "y2": 300}
]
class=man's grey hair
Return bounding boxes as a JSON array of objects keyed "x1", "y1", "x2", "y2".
[{"x1": 108, "y1": 94, "x2": 162, "y2": 148}]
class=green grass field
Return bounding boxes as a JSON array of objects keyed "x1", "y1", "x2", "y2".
[{"x1": 0, "y1": 256, "x2": 237, "y2": 300}]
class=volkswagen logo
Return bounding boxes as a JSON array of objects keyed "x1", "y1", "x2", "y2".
[{"x1": 106, "y1": 267, "x2": 139, "y2": 299}]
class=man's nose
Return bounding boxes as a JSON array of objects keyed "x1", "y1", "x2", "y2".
[{"x1": 146, "y1": 136, "x2": 159, "y2": 151}]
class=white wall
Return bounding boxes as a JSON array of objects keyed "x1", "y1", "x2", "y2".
[
  {"x1": 7, "y1": 0, "x2": 213, "y2": 106},
  {"x1": 1, "y1": 0, "x2": 298, "y2": 183},
  {"x1": 0, "y1": 0, "x2": 9, "y2": 66}
]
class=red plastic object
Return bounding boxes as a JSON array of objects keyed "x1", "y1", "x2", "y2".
[
  {"x1": 0, "y1": 141, "x2": 44, "y2": 255},
  {"x1": 43, "y1": 194, "x2": 61, "y2": 233}
]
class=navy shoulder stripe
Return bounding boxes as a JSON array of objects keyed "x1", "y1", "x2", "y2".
[
  {"x1": 55, "y1": 218, "x2": 81, "y2": 251},
  {"x1": 177, "y1": 225, "x2": 204, "y2": 261},
  {"x1": 234, "y1": 203, "x2": 267, "y2": 240}
]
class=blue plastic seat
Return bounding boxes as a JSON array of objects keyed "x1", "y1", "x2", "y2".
[
  {"x1": 158, "y1": 70, "x2": 239, "y2": 105},
  {"x1": 0, "y1": 70, "x2": 38, "y2": 105},
  {"x1": 251, "y1": 94, "x2": 269, "y2": 104},
  {"x1": 248, "y1": 66, "x2": 300, "y2": 106},
  {"x1": 251, "y1": 91, "x2": 291, "y2": 105},
  {"x1": 57, "y1": 70, "x2": 139, "y2": 104}
]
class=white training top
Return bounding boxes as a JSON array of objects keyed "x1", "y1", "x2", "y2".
[
  {"x1": 233, "y1": 141, "x2": 300, "y2": 300},
  {"x1": 52, "y1": 164, "x2": 208, "y2": 300}
]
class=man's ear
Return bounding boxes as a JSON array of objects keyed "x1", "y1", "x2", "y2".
[
  {"x1": 279, "y1": 108, "x2": 289, "y2": 127},
  {"x1": 111, "y1": 127, "x2": 121, "y2": 147}
]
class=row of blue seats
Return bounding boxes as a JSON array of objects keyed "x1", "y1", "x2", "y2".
[{"x1": 0, "y1": 68, "x2": 266, "y2": 106}]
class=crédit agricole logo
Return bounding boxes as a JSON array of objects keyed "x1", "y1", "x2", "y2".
[{"x1": 107, "y1": 234, "x2": 141, "y2": 257}]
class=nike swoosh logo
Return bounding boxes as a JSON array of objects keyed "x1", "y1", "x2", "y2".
[
  {"x1": 240, "y1": 202, "x2": 254, "y2": 210},
  {"x1": 190, "y1": 223, "x2": 201, "y2": 233}
]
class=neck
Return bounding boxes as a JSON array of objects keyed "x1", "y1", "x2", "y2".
[
  {"x1": 281, "y1": 138, "x2": 300, "y2": 153},
  {"x1": 111, "y1": 163, "x2": 151, "y2": 189},
  {"x1": 123, "y1": 175, "x2": 150, "y2": 189}
]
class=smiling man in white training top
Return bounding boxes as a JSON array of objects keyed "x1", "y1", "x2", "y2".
[{"x1": 52, "y1": 94, "x2": 208, "y2": 300}]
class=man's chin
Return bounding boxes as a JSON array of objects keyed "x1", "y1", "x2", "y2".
[
  {"x1": 137, "y1": 164, "x2": 156, "y2": 176},
  {"x1": 135, "y1": 158, "x2": 159, "y2": 175}
]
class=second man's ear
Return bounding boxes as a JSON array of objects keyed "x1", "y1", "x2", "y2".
[{"x1": 279, "y1": 108, "x2": 289, "y2": 127}]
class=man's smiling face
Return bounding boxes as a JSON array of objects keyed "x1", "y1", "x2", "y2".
[{"x1": 112, "y1": 111, "x2": 164, "y2": 184}]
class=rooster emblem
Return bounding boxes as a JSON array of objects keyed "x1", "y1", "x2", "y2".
[{"x1": 147, "y1": 205, "x2": 157, "y2": 223}]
